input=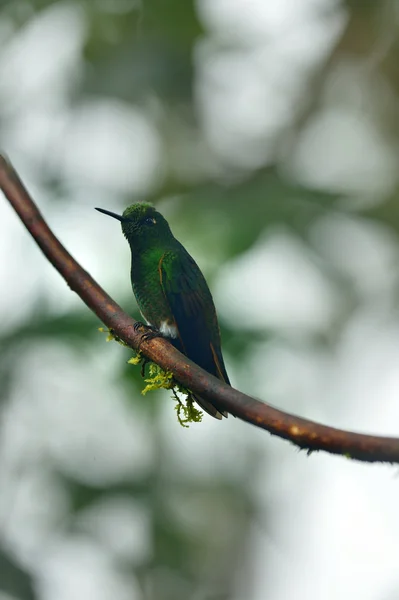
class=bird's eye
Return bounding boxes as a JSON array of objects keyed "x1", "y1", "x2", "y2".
[{"x1": 144, "y1": 216, "x2": 156, "y2": 226}]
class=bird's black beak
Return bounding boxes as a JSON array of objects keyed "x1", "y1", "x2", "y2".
[{"x1": 95, "y1": 207, "x2": 127, "y2": 222}]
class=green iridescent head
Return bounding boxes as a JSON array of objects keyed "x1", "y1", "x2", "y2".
[{"x1": 95, "y1": 202, "x2": 173, "y2": 248}]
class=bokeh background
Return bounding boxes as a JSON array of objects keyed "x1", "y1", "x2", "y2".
[{"x1": 1, "y1": 0, "x2": 399, "y2": 598}]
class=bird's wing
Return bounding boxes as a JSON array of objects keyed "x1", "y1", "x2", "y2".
[{"x1": 159, "y1": 249, "x2": 229, "y2": 419}]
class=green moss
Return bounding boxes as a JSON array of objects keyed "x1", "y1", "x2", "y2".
[
  {"x1": 127, "y1": 352, "x2": 143, "y2": 366},
  {"x1": 173, "y1": 389, "x2": 203, "y2": 428},
  {"x1": 141, "y1": 363, "x2": 203, "y2": 426},
  {"x1": 98, "y1": 327, "x2": 129, "y2": 347},
  {"x1": 101, "y1": 330, "x2": 203, "y2": 426},
  {"x1": 141, "y1": 362, "x2": 174, "y2": 394}
]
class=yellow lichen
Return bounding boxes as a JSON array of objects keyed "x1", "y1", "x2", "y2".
[
  {"x1": 173, "y1": 391, "x2": 203, "y2": 428},
  {"x1": 141, "y1": 362, "x2": 174, "y2": 395},
  {"x1": 127, "y1": 352, "x2": 143, "y2": 366},
  {"x1": 98, "y1": 326, "x2": 115, "y2": 342},
  {"x1": 101, "y1": 329, "x2": 204, "y2": 426},
  {"x1": 98, "y1": 327, "x2": 129, "y2": 347}
]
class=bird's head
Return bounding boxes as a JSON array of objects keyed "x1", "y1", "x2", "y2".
[{"x1": 95, "y1": 203, "x2": 173, "y2": 249}]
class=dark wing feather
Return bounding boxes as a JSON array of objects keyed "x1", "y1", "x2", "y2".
[{"x1": 159, "y1": 247, "x2": 229, "y2": 419}]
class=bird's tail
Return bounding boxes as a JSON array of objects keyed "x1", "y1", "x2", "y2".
[{"x1": 193, "y1": 394, "x2": 228, "y2": 420}]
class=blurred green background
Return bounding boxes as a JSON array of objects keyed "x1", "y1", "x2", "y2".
[{"x1": 1, "y1": 1, "x2": 399, "y2": 599}]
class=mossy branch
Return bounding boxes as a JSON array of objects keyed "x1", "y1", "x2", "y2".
[
  {"x1": 103, "y1": 318, "x2": 203, "y2": 426},
  {"x1": 127, "y1": 343, "x2": 203, "y2": 426},
  {"x1": 2, "y1": 154, "x2": 399, "y2": 463}
]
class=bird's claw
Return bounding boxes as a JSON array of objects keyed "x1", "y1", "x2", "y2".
[
  {"x1": 133, "y1": 321, "x2": 146, "y2": 332},
  {"x1": 140, "y1": 329, "x2": 163, "y2": 345},
  {"x1": 134, "y1": 322, "x2": 163, "y2": 351}
]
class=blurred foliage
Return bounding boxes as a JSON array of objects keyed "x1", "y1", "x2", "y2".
[
  {"x1": 1, "y1": 0, "x2": 399, "y2": 599},
  {"x1": 0, "y1": 549, "x2": 36, "y2": 600}
]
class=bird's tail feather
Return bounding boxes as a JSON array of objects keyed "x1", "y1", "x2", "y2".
[{"x1": 193, "y1": 394, "x2": 228, "y2": 420}]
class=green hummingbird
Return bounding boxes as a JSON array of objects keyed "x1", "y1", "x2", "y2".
[{"x1": 95, "y1": 202, "x2": 229, "y2": 419}]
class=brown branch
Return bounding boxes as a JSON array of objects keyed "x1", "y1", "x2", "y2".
[{"x1": 1, "y1": 155, "x2": 399, "y2": 464}]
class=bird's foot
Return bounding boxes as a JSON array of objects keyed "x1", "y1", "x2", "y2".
[{"x1": 133, "y1": 322, "x2": 164, "y2": 350}]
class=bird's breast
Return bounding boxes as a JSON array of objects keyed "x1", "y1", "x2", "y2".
[{"x1": 131, "y1": 256, "x2": 175, "y2": 329}]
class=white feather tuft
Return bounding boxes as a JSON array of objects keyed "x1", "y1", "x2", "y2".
[{"x1": 159, "y1": 321, "x2": 178, "y2": 339}]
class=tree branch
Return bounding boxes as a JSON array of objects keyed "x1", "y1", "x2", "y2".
[{"x1": 1, "y1": 155, "x2": 399, "y2": 464}]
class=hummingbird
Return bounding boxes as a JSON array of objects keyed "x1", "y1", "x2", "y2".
[{"x1": 95, "y1": 202, "x2": 230, "y2": 419}]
